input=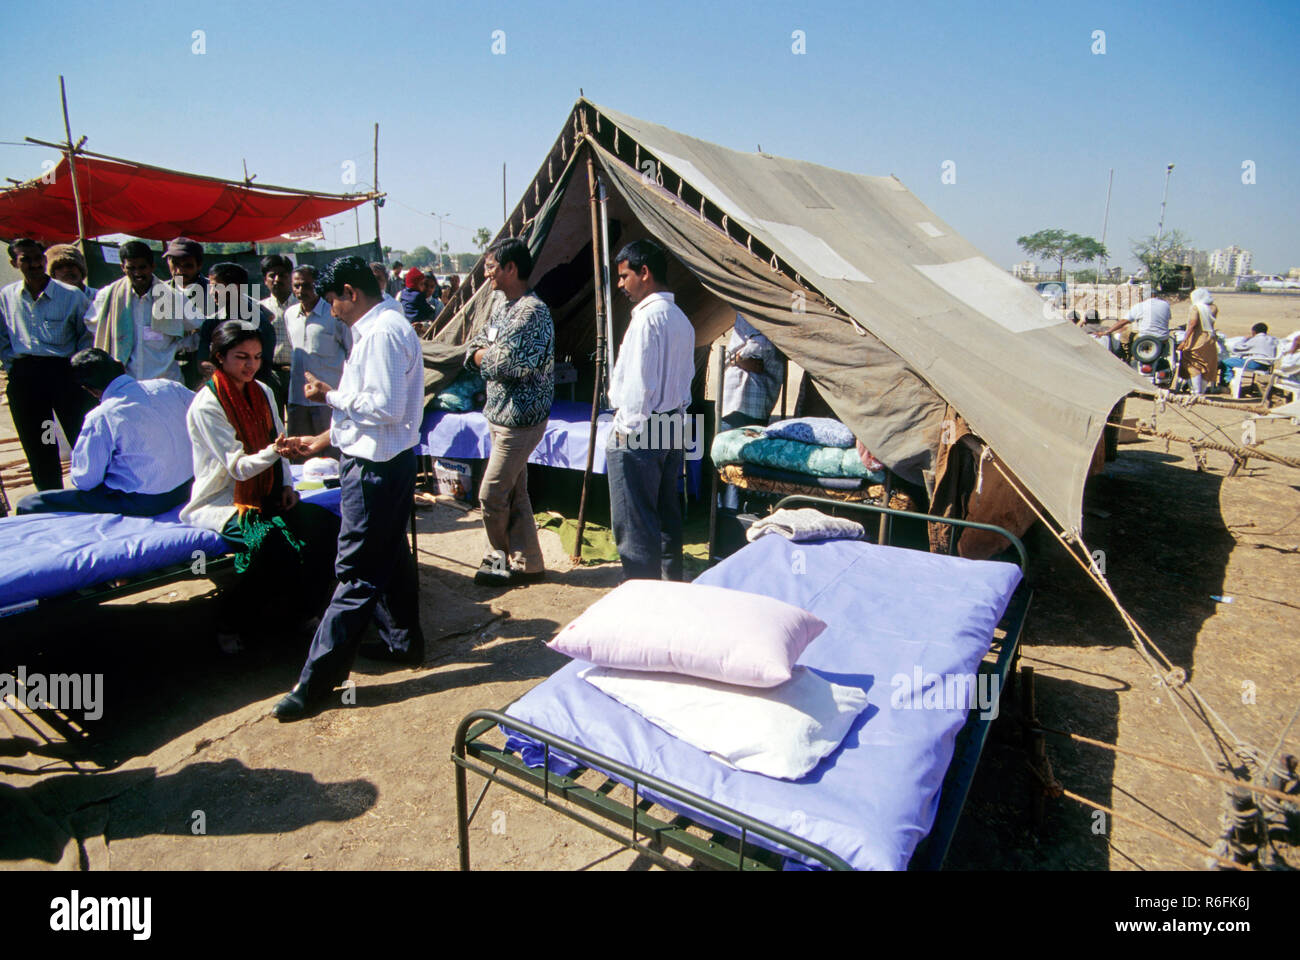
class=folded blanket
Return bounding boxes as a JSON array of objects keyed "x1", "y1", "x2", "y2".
[
  {"x1": 746, "y1": 508, "x2": 866, "y2": 543},
  {"x1": 436, "y1": 370, "x2": 485, "y2": 412},
  {"x1": 763, "y1": 417, "x2": 855, "y2": 448},
  {"x1": 712, "y1": 427, "x2": 881, "y2": 480},
  {"x1": 738, "y1": 463, "x2": 865, "y2": 491}
]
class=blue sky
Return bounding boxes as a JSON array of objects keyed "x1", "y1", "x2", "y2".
[{"x1": 2, "y1": 0, "x2": 1296, "y2": 272}]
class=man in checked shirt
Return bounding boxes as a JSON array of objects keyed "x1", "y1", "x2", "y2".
[{"x1": 464, "y1": 237, "x2": 554, "y2": 587}]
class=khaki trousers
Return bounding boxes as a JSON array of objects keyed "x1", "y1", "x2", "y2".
[{"x1": 479, "y1": 420, "x2": 547, "y2": 573}]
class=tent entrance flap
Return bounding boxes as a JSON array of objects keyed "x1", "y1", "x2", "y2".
[{"x1": 592, "y1": 141, "x2": 947, "y2": 488}]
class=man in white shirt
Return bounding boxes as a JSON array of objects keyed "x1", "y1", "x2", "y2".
[
  {"x1": 259, "y1": 254, "x2": 298, "y2": 415},
  {"x1": 271, "y1": 256, "x2": 426, "y2": 720},
  {"x1": 91, "y1": 240, "x2": 203, "y2": 384},
  {"x1": 1101, "y1": 292, "x2": 1182, "y2": 346},
  {"x1": 284, "y1": 264, "x2": 351, "y2": 450},
  {"x1": 606, "y1": 239, "x2": 695, "y2": 581},
  {"x1": 17, "y1": 349, "x2": 193, "y2": 515}
]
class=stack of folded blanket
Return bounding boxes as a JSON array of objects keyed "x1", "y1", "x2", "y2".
[
  {"x1": 711, "y1": 417, "x2": 885, "y2": 490},
  {"x1": 434, "y1": 370, "x2": 486, "y2": 412}
]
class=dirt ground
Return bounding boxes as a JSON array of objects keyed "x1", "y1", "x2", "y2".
[{"x1": 1, "y1": 293, "x2": 1297, "y2": 871}]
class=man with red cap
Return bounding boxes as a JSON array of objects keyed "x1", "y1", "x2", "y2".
[{"x1": 397, "y1": 267, "x2": 434, "y2": 324}]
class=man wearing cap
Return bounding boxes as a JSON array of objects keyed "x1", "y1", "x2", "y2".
[
  {"x1": 164, "y1": 237, "x2": 207, "y2": 388},
  {"x1": 91, "y1": 240, "x2": 203, "y2": 385},
  {"x1": 0, "y1": 238, "x2": 92, "y2": 490},
  {"x1": 45, "y1": 244, "x2": 99, "y2": 309}
]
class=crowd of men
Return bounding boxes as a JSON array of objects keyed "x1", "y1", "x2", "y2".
[{"x1": 1, "y1": 231, "x2": 754, "y2": 722}]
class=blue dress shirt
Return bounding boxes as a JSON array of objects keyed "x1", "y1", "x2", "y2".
[{"x1": 72, "y1": 374, "x2": 195, "y2": 494}]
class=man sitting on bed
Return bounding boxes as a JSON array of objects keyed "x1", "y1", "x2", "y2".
[{"x1": 16, "y1": 348, "x2": 195, "y2": 517}]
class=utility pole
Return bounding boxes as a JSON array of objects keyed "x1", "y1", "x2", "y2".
[
  {"x1": 1098, "y1": 168, "x2": 1113, "y2": 282},
  {"x1": 373, "y1": 122, "x2": 381, "y2": 255},
  {"x1": 1155, "y1": 163, "x2": 1174, "y2": 247}
]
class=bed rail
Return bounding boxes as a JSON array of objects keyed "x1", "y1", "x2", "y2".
[
  {"x1": 453, "y1": 709, "x2": 852, "y2": 871},
  {"x1": 773, "y1": 494, "x2": 1029, "y2": 571},
  {"x1": 452, "y1": 504, "x2": 1033, "y2": 871}
]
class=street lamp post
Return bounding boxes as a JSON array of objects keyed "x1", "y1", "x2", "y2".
[{"x1": 432, "y1": 212, "x2": 450, "y2": 272}]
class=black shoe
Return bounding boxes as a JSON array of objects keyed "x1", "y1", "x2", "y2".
[
  {"x1": 359, "y1": 640, "x2": 425, "y2": 665},
  {"x1": 474, "y1": 558, "x2": 512, "y2": 587},
  {"x1": 509, "y1": 568, "x2": 546, "y2": 585},
  {"x1": 272, "y1": 684, "x2": 325, "y2": 722}
]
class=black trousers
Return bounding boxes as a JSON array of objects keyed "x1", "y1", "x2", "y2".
[
  {"x1": 296, "y1": 448, "x2": 423, "y2": 696},
  {"x1": 5, "y1": 355, "x2": 87, "y2": 491}
]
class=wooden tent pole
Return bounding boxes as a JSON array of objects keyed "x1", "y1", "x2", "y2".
[
  {"x1": 58, "y1": 76, "x2": 88, "y2": 249},
  {"x1": 572, "y1": 140, "x2": 607, "y2": 564},
  {"x1": 372, "y1": 123, "x2": 381, "y2": 253},
  {"x1": 707, "y1": 341, "x2": 724, "y2": 564}
]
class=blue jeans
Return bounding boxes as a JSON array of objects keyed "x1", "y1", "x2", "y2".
[
  {"x1": 606, "y1": 432, "x2": 684, "y2": 581},
  {"x1": 1223, "y1": 356, "x2": 1270, "y2": 372},
  {"x1": 296, "y1": 448, "x2": 423, "y2": 695},
  {"x1": 17, "y1": 479, "x2": 191, "y2": 516}
]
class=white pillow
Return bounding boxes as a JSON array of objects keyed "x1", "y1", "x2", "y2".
[
  {"x1": 550, "y1": 580, "x2": 825, "y2": 688},
  {"x1": 580, "y1": 665, "x2": 869, "y2": 780}
]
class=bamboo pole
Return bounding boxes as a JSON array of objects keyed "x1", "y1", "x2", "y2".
[
  {"x1": 58, "y1": 77, "x2": 88, "y2": 249},
  {"x1": 571, "y1": 142, "x2": 607, "y2": 564}
]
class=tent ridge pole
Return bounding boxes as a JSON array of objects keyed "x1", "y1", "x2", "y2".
[{"x1": 572, "y1": 132, "x2": 608, "y2": 564}]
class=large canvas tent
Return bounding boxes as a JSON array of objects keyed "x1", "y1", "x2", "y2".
[{"x1": 424, "y1": 99, "x2": 1153, "y2": 535}]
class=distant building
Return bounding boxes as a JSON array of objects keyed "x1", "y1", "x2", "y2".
[
  {"x1": 1210, "y1": 245, "x2": 1252, "y2": 276},
  {"x1": 1011, "y1": 261, "x2": 1038, "y2": 280},
  {"x1": 1170, "y1": 247, "x2": 1209, "y2": 273}
]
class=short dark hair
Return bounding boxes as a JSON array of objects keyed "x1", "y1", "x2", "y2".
[
  {"x1": 487, "y1": 237, "x2": 533, "y2": 280},
  {"x1": 292, "y1": 264, "x2": 317, "y2": 280},
  {"x1": 119, "y1": 240, "x2": 154, "y2": 264},
  {"x1": 392, "y1": 261, "x2": 403, "y2": 269},
  {"x1": 318, "y1": 256, "x2": 380, "y2": 298},
  {"x1": 70, "y1": 348, "x2": 125, "y2": 391},
  {"x1": 210, "y1": 319, "x2": 264, "y2": 363},
  {"x1": 260, "y1": 254, "x2": 293, "y2": 276},
  {"x1": 615, "y1": 238, "x2": 666, "y2": 284},
  {"x1": 1252, "y1": 322, "x2": 1269, "y2": 335},
  {"x1": 208, "y1": 262, "x2": 249, "y2": 285},
  {"x1": 7, "y1": 237, "x2": 43, "y2": 263}
]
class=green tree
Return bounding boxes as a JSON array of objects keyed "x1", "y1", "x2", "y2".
[
  {"x1": 1131, "y1": 229, "x2": 1191, "y2": 293},
  {"x1": 406, "y1": 245, "x2": 436, "y2": 267},
  {"x1": 1016, "y1": 229, "x2": 1107, "y2": 280},
  {"x1": 473, "y1": 227, "x2": 492, "y2": 252}
]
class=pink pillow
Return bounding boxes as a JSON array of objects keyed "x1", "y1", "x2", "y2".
[{"x1": 549, "y1": 580, "x2": 826, "y2": 688}]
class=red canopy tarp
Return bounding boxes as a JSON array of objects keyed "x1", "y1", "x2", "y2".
[{"x1": 0, "y1": 154, "x2": 372, "y2": 244}]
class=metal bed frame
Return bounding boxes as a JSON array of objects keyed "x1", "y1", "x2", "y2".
[
  {"x1": 0, "y1": 499, "x2": 419, "y2": 624},
  {"x1": 452, "y1": 496, "x2": 1033, "y2": 871}
]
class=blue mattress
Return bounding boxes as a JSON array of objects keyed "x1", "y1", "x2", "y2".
[
  {"x1": 419, "y1": 400, "x2": 615, "y2": 473},
  {"x1": 419, "y1": 400, "x2": 702, "y2": 494},
  {"x1": 501, "y1": 535, "x2": 1022, "y2": 870},
  {"x1": 0, "y1": 477, "x2": 340, "y2": 613}
]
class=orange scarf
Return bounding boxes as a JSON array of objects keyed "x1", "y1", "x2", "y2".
[{"x1": 210, "y1": 370, "x2": 276, "y2": 512}]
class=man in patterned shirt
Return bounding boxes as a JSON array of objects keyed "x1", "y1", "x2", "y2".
[{"x1": 464, "y1": 237, "x2": 554, "y2": 587}]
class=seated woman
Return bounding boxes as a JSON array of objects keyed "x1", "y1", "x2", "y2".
[{"x1": 180, "y1": 321, "x2": 340, "y2": 652}]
